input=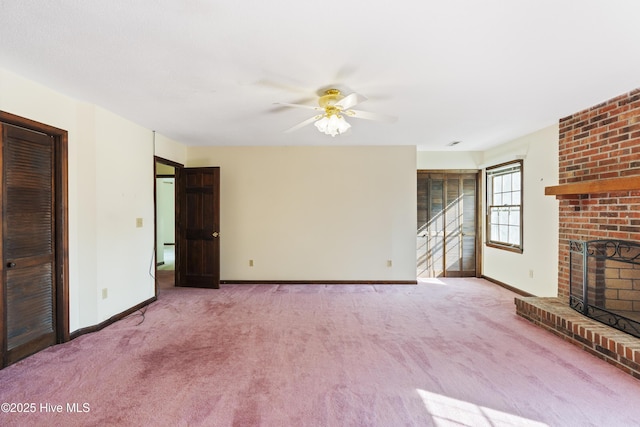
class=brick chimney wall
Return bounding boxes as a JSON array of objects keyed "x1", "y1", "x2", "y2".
[{"x1": 557, "y1": 89, "x2": 640, "y2": 300}]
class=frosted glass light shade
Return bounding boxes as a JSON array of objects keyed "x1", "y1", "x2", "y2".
[{"x1": 314, "y1": 115, "x2": 351, "y2": 137}]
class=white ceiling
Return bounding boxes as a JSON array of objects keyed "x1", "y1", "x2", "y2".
[{"x1": 1, "y1": 0, "x2": 640, "y2": 151}]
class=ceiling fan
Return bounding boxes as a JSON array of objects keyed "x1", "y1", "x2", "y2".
[{"x1": 276, "y1": 89, "x2": 397, "y2": 137}]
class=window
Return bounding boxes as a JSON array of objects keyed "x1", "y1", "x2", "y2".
[{"x1": 486, "y1": 160, "x2": 523, "y2": 252}]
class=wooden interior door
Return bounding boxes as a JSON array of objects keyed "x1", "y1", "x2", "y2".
[
  {"x1": 417, "y1": 171, "x2": 478, "y2": 278},
  {"x1": 1, "y1": 123, "x2": 57, "y2": 365},
  {"x1": 178, "y1": 167, "x2": 220, "y2": 289}
]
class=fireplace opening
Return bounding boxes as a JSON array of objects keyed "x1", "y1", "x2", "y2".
[{"x1": 569, "y1": 239, "x2": 640, "y2": 338}]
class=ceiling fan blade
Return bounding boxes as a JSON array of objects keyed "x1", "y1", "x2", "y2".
[
  {"x1": 284, "y1": 115, "x2": 322, "y2": 133},
  {"x1": 335, "y1": 93, "x2": 367, "y2": 110},
  {"x1": 274, "y1": 102, "x2": 322, "y2": 111},
  {"x1": 344, "y1": 109, "x2": 397, "y2": 123}
]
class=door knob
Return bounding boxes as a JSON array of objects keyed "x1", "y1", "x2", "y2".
[
  {"x1": 212, "y1": 232, "x2": 219, "y2": 238},
  {"x1": 7, "y1": 262, "x2": 15, "y2": 268}
]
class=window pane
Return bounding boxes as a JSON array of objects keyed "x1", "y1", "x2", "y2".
[
  {"x1": 512, "y1": 191, "x2": 521, "y2": 204},
  {"x1": 494, "y1": 193, "x2": 502, "y2": 205},
  {"x1": 494, "y1": 176, "x2": 502, "y2": 193},
  {"x1": 509, "y1": 210, "x2": 520, "y2": 226},
  {"x1": 499, "y1": 226, "x2": 508, "y2": 242},
  {"x1": 504, "y1": 176, "x2": 512, "y2": 192},
  {"x1": 499, "y1": 208, "x2": 508, "y2": 224},
  {"x1": 508, "y1": 226, "x2": 520, "y2": 245},
  {"x1": 512, "y1": 172, "x2": 521, "y2": 189},
  {"x1": 503, "y1": 192, "x2": 511, "y2": 205}
]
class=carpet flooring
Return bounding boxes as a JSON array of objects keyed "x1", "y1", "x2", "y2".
[{"x1": 1, "y1": 278, "x2": 640, "y2": 426}]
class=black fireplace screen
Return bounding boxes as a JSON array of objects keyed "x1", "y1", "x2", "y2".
[{"x1": 569, "y1": 239, "x2": 640, "y2": 338}]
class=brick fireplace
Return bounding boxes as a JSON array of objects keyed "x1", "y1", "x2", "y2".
[
  {"x1": 516, "y1": 88, "x2": 640, "y2": 379},
  {"x1": 555, "y1": 89, "x2": 640, "y2": 300}
]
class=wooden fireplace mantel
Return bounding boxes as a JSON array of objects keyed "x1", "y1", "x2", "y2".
[{"x1": 545, "y1": 175, "x2": 640, "y2": 199}]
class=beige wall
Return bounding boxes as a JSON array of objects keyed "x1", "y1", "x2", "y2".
[
  {"x1": 417, "y1": 151, "x2": 483, "y2": 170},
  {"x1": 187, "y1": 145, "x2": 417, "y2": 281},
  {"x1": 154, "y1": 132, "x2": 186, "y2": 166},
  {"x1": 0, "y1": 67, "x2": 179, "y2": 331},
  {"x1": 480, "y1": 125, "x2": 559, "y2": 296},
  {"x1": 94, "y1": 108, "x2": 156, "y2": 320}
]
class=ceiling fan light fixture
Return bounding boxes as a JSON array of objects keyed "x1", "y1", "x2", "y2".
[
  {"x1": 314, "y1": 114, "x2": 351, "y2": 137},
  {"x1": 314, "y1": 90, "x2": 351, "y2": 137},
  {"x1": 278, "y1": 87, "x2": 393, "y2": 136}
]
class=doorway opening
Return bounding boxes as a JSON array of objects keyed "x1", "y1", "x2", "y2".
[
  {"x1": 417, "y1": 170, "x2": 480, "y2": 278},
  {"x1": 153, "y1": 158, "x2": 221, "y2": 291},
  {"x1": 154, "y1": 157, "x2": 181, "y2": 291}
]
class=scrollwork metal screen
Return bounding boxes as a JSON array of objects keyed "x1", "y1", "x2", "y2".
[{"x1": 569, "y1": 239, "x2": 640, "y2": 338}]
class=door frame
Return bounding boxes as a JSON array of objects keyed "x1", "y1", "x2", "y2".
[
  {"x1": 417, "y1": 169, "x2": 482, "y2": 278},
  {"x1": 0, "y1": 111, "x2": 70, "y2": 366},
  {"x1": 153, "y1": 156, "x2": 184, "y2": 293}
]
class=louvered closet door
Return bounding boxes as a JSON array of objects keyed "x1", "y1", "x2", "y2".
[
  {"x1": 2, "y1": 123, "x2": 56, "y2": 365},
  {"x1": 417, "y1": 171, "x2": 477, "y2": 278},
  {"x1": 444, "y1": 174, "x2": 477, "y2": 277},
  {"x1": 417, "y1": 174, "x2": 445, "y2": 277}
]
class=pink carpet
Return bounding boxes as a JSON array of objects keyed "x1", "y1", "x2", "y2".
[{"x1": 1, "y1": 278, "x2": 640, "y2": 426}]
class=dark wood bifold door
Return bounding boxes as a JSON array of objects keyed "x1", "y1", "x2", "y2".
[
  {"x1": 1, "y1": 123, "x2": 57, "y2": 366},
  {"x1": 178, "y1": 167, "x2": 220, "y2": 289},
  {"x1": 417, "y1": 171, "x2": 479, "y2": 278}
]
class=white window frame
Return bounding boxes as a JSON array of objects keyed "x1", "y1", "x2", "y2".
[{"x1": 486, "y1": 160, "x2": 523, "y2": 253}]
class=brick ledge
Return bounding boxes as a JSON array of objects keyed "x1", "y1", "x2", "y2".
[{"x1": 515, "y1": 296, "x2": 640, "y2": 380}]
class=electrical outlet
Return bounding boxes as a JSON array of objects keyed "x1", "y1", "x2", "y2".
[
  {"x1": 136, "y1": 218, "x2": 143, "y2": 228},
  {"x1": 529, "y1": 270, "x2": 534, "y2": 278},
  {"x1": 102, "y1": 288, "x2": 108, "y2": 299},
  {"x1": 249, "y1": 259, "x2": 254, "y2": 267},
  {"x1": 387, "y1": 260, "x2": 393, "y2": 267}
]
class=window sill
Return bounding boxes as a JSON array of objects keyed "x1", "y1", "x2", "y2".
[{"x1": 485, "y1": 242, "x2": 523, "y2": 254}]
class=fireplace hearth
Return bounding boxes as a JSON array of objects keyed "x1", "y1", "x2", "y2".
[{"x1": 569, "y1": 239, "x2": 640, "y2": 338}]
